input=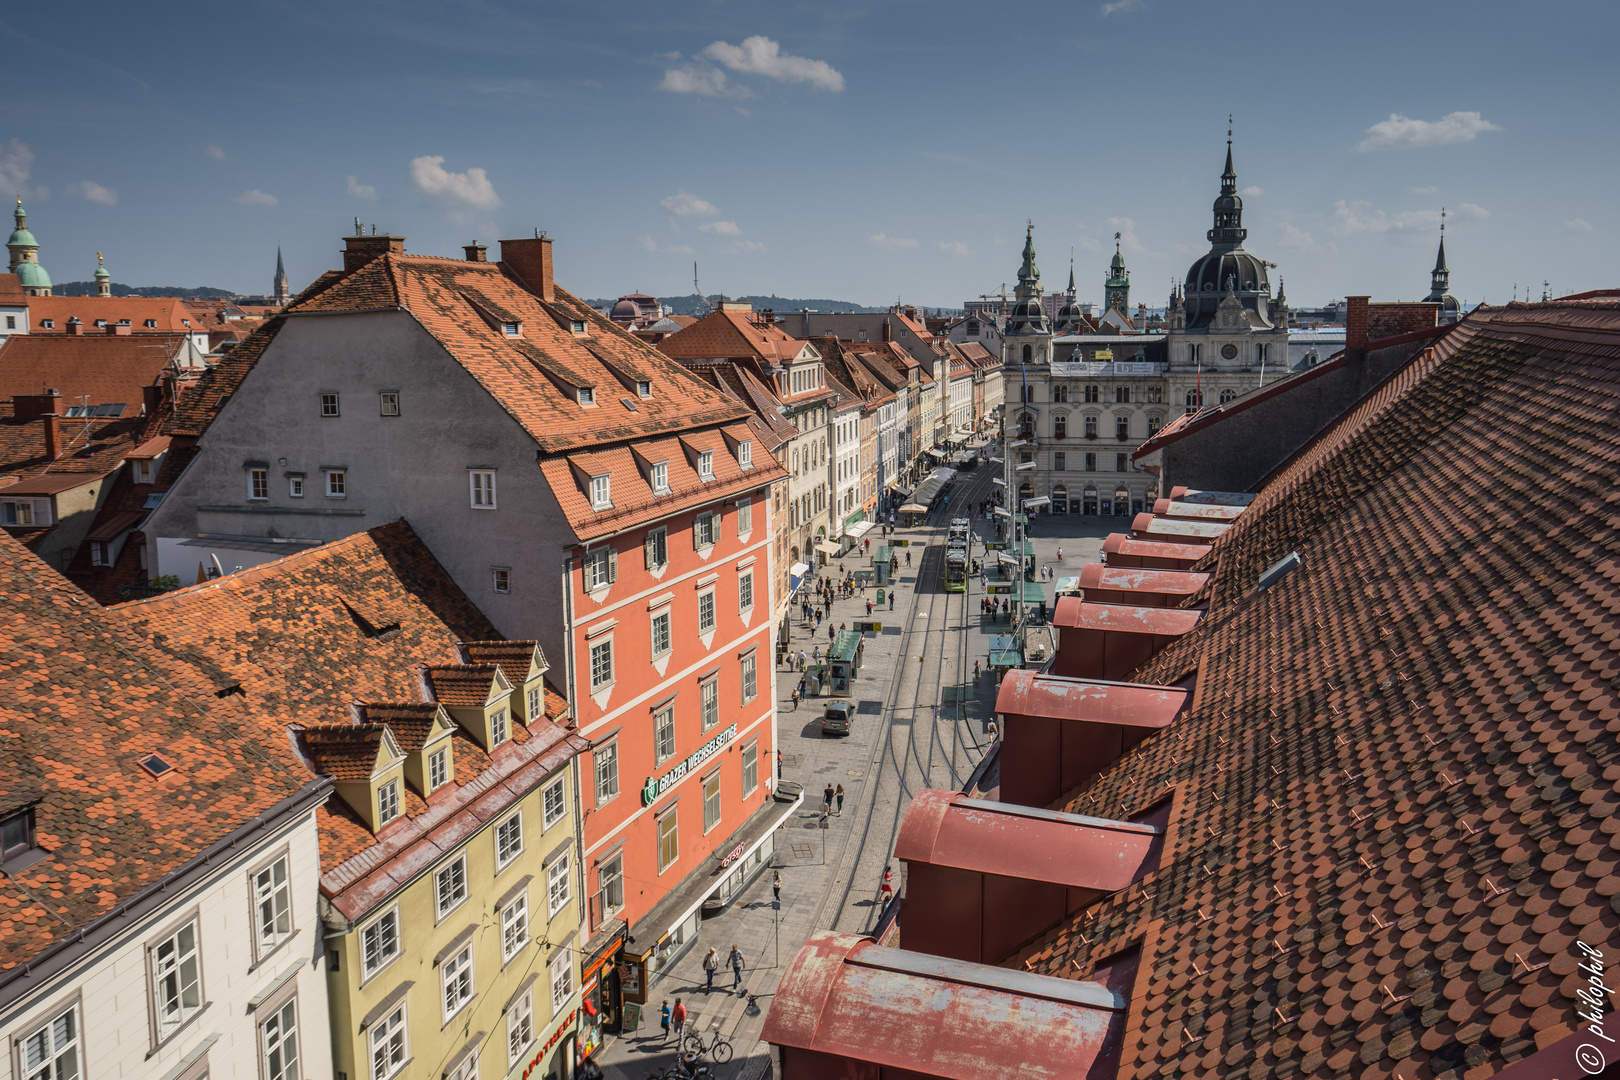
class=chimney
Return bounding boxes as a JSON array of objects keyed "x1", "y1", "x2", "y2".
[
  {"x1": 43, "y1": 410, "x2": 61, "y2": 461},
  {"x1": 463, "y1": 243, "x2": 489, "y2": 263},
  {"x1": 499, "y1": 236, "x2": 554, "y2": 302},
  {"x1": 761, "y1": 309, "x2": 775, "y2": 326},
  {"x1": 13, "y1": 390, "x2": 63, "y2": 419},
  {"x1": 142, "y1": 383, "x2": 164, "y2": 418},
  {"x1": 882, "y1": 320, "x2": 892, "y2": 343},
  {"x1": 1345, "y1": 295, "x2": 1370, "y2": 352},
  {"x1": 66, "y1": 318, "x2": 83, "y2": 336},
  {"x1": 342, "y1": 229, "x2": 406, "y2": 274},
  {"x1": 106, "y1": 322, "x2": 132, "y2": 335}
]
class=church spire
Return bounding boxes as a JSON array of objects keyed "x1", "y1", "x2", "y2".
[
  {"x1": 1015, "y1": 222, "x2": 1040, "y2": 300},
  {"x1": 274, "y1": 246, "x2": 290, "y2": 306},
  {"x1": 94, "y1": 252, "x2": 110, "y2": 297},
  {"x1": 1207, "y1": 118, "x2": 1247, "y2": 250},
  {"x1": 1430, "y1": 208, "x2": 1449, "y2": 293}
]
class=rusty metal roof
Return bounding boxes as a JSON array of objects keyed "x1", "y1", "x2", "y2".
[
  {"x1": 1100, "y1": 533, "x2": 1212, "y2": 568},
  {"x1": 993, "y1": 668, "x2": 1189, "y2": 728},
  {"x1": 1150, "y1": 497, "x2": 1247, "y2": 522},
  {"x1": 1076, "y1": 563, "x2": 1208, "y2": 598},
  {"x1": 1165, "y1": 486, "x2": 1255, "y2": 505},
  {"x1": 763, "y1": 931, "x2": 1131, "y2": 1080},
  {"x1": 1129, "y1": 513, "x2": 1231, "y2": 542},
  {"x1": 1051, "y1": 597, "x2": 1203, "y2": 636},
  {"x1": 895, "y1": 788, "x2": 1162, "y2": 893}
]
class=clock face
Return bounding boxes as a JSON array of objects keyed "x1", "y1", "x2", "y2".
[{"x1": 1221, "y1": 343, "x2": 1239, "y2": 360}]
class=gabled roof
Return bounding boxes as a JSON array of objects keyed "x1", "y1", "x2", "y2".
[
  {"x1": 422, "y1": 664, "x2": 506, "y2": 708},
  {"x1": 29, "y1": 296, "x2": 200, "y2": 334},
  {"x1": 0, "y1": 332, "x2": 189, "y2": 414},
  {"x1": 656, "y1": 307, "x2": 815, "y2": 368},
  {"x1": 1003, "y1": 299, "x2": 1620, "y2": 1077}
]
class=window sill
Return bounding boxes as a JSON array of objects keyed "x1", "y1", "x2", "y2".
[
  {"x1": 246, "y1": 930, "x2": 300, "y2": 975},
  {"x1": 146, "y1": 1002, "x2": 213, "y2": 1059},
  {"x1": 358, "y1": 956, "x2": 403, "y2": 991}
]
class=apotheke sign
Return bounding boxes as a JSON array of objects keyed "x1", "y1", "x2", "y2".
[{"x1": 642, "y1": 723, "x2": 737, "y2": 805}]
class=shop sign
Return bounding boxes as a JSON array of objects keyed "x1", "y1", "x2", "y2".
[
  {"x1": 642, "y1": 724, "x2": 737, "y2": 805},
  {"x1": 719, "y1": 842, "x2": 746, "y2": 868},
  {"x1": 519, "y1": 1008, "x2": 577, "y2": 1079}
]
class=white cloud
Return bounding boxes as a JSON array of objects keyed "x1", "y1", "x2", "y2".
[
  {"x1": 1453, "y1": 202, "x2": 1490, "y2": 221},
  {"x1": 868, "y1": 233, "x2": 919, "y2": 250},
  {"x1": 1075, "y1": 235, "x2": 1102, "y2": 251},
  {"x1": 347, "y1": 175, "x2": 378, "y2": 200},
  {"x1": 204, "y1": 143, "x2": 227, "y2": 161},
  {"x1": 0, "y1": 139, "x2": 38, "y2": 199},
  {"x1": 1356, "y1": 110, "x2": 1501, "y2": 151},
  {"x1": 1099, "y1": 0, "x2": 1142, "y2": 14},
  {"x1": 64, "y1": 181, "x2": 117, "y2": 206},
  {"x1": 1330, "y1": 200, "x2": 1486, "y2": 235},
  {"x1": 936, "y1": 240, "x2": 970, "y2": 256},
  {"x1": 1410, "y1": 185, "x2": 1438, "y2": 195},
  {"x1": 662, "y1": 190, "x2": 719, "y2": 218},
  {"x1": 659, "y1": 64, "x2": 733, "y2": 97},
  {"x1": 409, "y1": 155, "x2": 502, "y2": 217},
  {"x1": 1241, "y1": 185, "x2": 1265, "y2": 197},
  {"x1": 1107, "y1": 216, "x2": 1141, "y2": 252},
  {"x1": 700, "y1": 36, "x2": 844, "y2": 92},
  {"x1": 722, "y1": 240, "x2": 767, "y2": 254},
  {"x1": 233, "y1": 189, "x2": 279, "y2": 208},
  {"x1": 1560, "y1": 218, "x2": 1593, "y2": 234},
  {"x1": 638, "y1": 234, "x2": 694, "y2": 255},
  {"x1": 1278, "y1": 222, "x2": 1316, "y2": 249},
  {"x1": 699, "y1": 220, "x2": 740, "y2": 236}
]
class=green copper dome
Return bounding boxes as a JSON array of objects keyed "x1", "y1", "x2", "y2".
[
  {"x1": 1111, "y1": 248, "x2": 1126, "y2": 270},
  {"x1": 94, "y1": 265, "x2": 109, "y2": 279},
  {"x1": 16, "y1": 261, "x2": 50, "y2": 288},
  {"x1": 7, "y1": 227, "x2": 36, "y2": 249}
]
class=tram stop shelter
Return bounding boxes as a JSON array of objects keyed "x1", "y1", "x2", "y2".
[
  {"x1": 824, "y1": 630, "x2": 863, "y2": 697},
  {"x1": 872, "y1": 545, "x2": 896, "y2": 586}
]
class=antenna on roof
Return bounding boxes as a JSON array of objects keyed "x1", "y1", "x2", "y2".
[
  {"x1": 535, "y1": 227, "x2": 547, "y2": 239},
  {"x1": 354, "y1": 217, "x2": 361, "y2": 234}
]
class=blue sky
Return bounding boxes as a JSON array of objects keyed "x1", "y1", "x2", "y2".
[{"x1": 1, "y1": 0, "x2": 1612, "y2": 308}]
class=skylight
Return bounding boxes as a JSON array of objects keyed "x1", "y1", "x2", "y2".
[{"x1": 139, "y1": 753, "x2": 174, "y2": 777}]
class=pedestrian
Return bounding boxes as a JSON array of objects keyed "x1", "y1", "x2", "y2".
[
  {"x1": 888, "y1": 592, "x2": 895, "y2": 611},
  {"x1": 988, "y1": 720, "x2": 999, "y2": 741},
  {"x1": 835, "y1": 784, "x2": 845, "y2": 814},
  {"x1": 730, "y1": 945, "x2": 746, "y2": 989},
  {"x1": 702, "y1": 947, "x2": 719, "y2": 991},
  {"x1": 661, "y1": 1000, "x2": 672, "y2": 1042},
  {"x1": 776, "y1": 749, "x2": 783, "y2": 779},
  {"x1": 823, "y1": 783, "x2": 835, "y2": 812},
  {"x1": 578, "y1": 1055, "x2": 603, "y2": 1080},
  {"x1": 797, "y1": 649, "x2": 807, "y2": 670},
  {"x1": 866, "y1": 599, "x2": 873, "y2": 616},
  {"x1": 881, "y1": 865, "x2": 894, "y2": 902},
  {"x1": 905, "y1": 550, "x2": 912, "y2": 567},
  {"x1": 1056, "y1": 546, "x2": 1063, "y2": 561},
  {"x1": 672, "y1": 998, "x2": 687, "y2": 1044},
  {"x1": 773, "y1": 870, "x2": 782, "y2": 903},
  {"x1": 790, "y1": 687, "x2": 800, "y2": 711},
  {"x1": 827, "y1": 624, "x2": 835, "y2": 643},
  {"x1": 974, "y1": 659, "x2": 981, "y2": 680}
]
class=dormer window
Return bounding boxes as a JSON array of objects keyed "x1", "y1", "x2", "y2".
[
  {"x1": 699, "y1": 450, "x2": 714, "y2": 480},
  {"x1": 490, "y1": 708, "x2": 509, "y2": 747},
  {"x1": 1, "y1": 808, "x2": 35, "y2": 866},
  {"x1": 578, "y1": 386, "x2": 595, "y2": 406},
  {"x1": 40, "y1": 319, "x2": 53, "y2": 329},
  {"x1": 94, "y1": 320, "x2": 106, "y2": 329},
  {"x1": 145, "y1": 319, "x2": 157, "y2": 328},
  {"x1": 501, "y1": 321, "x2": 521, "y2": 337},
  {"x1": 738, "y1": 440, "x2": 753, "y2": 469},
  {"x1": 590, "y1": 474, "x2": 612, "y2": 510},
  {"x1": 428, "y1": 746, "x2": 451, "y2": 791},
  {"x1": 651, "y1": 461, "x2": 669, "y2": 494},
  {"x1": 570, "y1": 320, "x2": 587, "y2": 335},
  {"x1": 377, "y1": 779, "x2": 402, "y2": 826},
  {"x1": 182, "y1": 319, "x2": 191, "y2": 328},
  {"x1": 636, "y1": 380, "x2": 651, "y2": 398}
]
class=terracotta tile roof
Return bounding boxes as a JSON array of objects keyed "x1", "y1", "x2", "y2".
[
  {"x1": 301, "y1": 722, "x2": 390, "y2": 780},
  {"x1": 0, "y1": 529, "x2": 313, "y2": 973},
  {"x1": 165, "y1": 316, "x2": 288, "y2": 437},
  {"x1": 0, "y1": 333, "x2": 189, "y2": 416},
  {"x1": 685, "y1": 362, "x2": 799, "y2": 451},
  {"x1": 1003, "y1": 300, "x2": 1620, "y2": 1077},
  {"x1": 29, "y1": 296, "x2": 200, "y2": 334},
  {"x1": 350, "y1": 703, "x2": 443, "y2": 751},
  {"x1": 656, "y1": 308, "x2": 814, "y2": 368},
  {"x1": 422, "y1": 664, "x2": 502, "y2": 708},
  {"x1": 458, "y1": 641, "x2": 543, "y2": 689}
]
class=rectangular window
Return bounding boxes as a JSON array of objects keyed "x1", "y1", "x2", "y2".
[
  {"x1": 377, "y1": 779, "x2": 401, "y2": 825},
  {"x1": 736, "y1": 498, "x2": 752, "y2": 534},
  {"x1": 490, "y1": 708, "x2": 508, "y2": 747},
  {"x1": 1053, "y1": 451, "x2": 1066, "y2": 472},
  {"x1": 1085, "y1": 452, "x2": 1096, "y2": 472},
  {"x1": 583, "y1": 548, "x2": 616, "y2": 590},
  {"x1": 589, "y1": 639, "x2": 613, "y2": 690},
  {"x1": 152, "y1": 921, "x2": 203, "y2": 1039},
  {"x1": 546, "y1": 851, "x2": 571, "y2": 916},
  {"x1": 446, "y1": 1052, "x2": 478, "y2": 1080},
  {"x1": 657, "y1": 809, "x2": 678, "y2": 872},
  {"x1": 644, "y1": 527, "x2": 668, "y2": 569},
  {"x1": 550, "y1": 949, "x2": 573, "y2": 1014},
  {"x1": 698, "y1": 591, "x2": 716, "y2": 633},
  {"x1": 542, "y1": 777, "x2": 566, "y2": 829},
  {"x1": 699, "y1": 449, "x2": 714, "y2": 479},
  {"x1": 694, "y1": 511, "x2": 719, "y2": 548},
  {"x1": 436, "y1": 856, "x2": 468, "y2": 918},
  {"x1": 1117, "y1": 453, "x2": 1129, "y2": 473},
  {"x1": 441, "y1": 944, "x2": 474, "y2": 1021},
  {"x1": 91, "y1": 542, "x2": 111, "y2": 567},
  {"x1": 379, "y1": 392, "x2": 400, "y2": 416},
  {"x1": 326, "y1": 470, "x2": 346, "y2": 498},
  {"x1": 501, "y1": 321, "x2": 521, "y2": 337},
  {"x1": 320, "y1": 394, "x2": 340, "y2": 417},
  {"x1": 570, "y1": 320, "x2": 587, "y2": 335},
  {"x1": 501, "y1": 892, "x2": 529, "y2": 961},
  {"x1": 702, "y1": 773, "x2": 721, "y2": 833},
  {"x1": 742, "y1": 742, "x2": 759, "y2": 795},
  {"x1": 651, "y1": 461, "x2": 669, "y2": 494},
  {"x1": 370, "y1": 1004, "x2": 407, "y2": 1080},
  {"x1": 429, "y1": 747, "x2": 449, "y2": 791},
  {"x1": 132, "y1": 459, "x2": 153, "y2": 484},
  {"x1": 577, "y1": 386, "x2": 594, "y2": 405},
  {"x1": 288, "y1": 476, "x2": 304, "y2": 498},
  {"x1": 636, "y1": 380, "x2": 651, "y2": 397},
  {"x1": 1084, "y1": 415, "x2": 1097, "y2": 438},
  {"x1": 20, "y1": 1004, "x2": 79, "y2": 1080},
  {"x1": 1116, "y1": 415, "x2": 1130, "y2": 439},
  {"x1": 738, "y1": 440, "x2": 753, "y2": 468},
  {"x1": 261, "y1": 998, "x2": 299, "y2": 1080},
  {"x1": 651, "y1": 609, "x2": 671, "y2": 658},
  {"x1": 701, "y1": 678, "x2": 719, "y2": 731},
  {"x1": 492, "y1": 567, "x2": 511, "y2": 594},
  {"x1": 589, "y1": 474, "x2": 611, "y2": 509},
  {"x1": 495, "y1": 812, "x2": 523, "y2": 868},
  {"x1": 654, "y1": 705, "x2": 675, "y2": 765},
  {"x1": 741, "y1": 652, "x2": 757, "y2": 703},
  {"x1": 253, "y1": 855, "x2": 294, "y2": 952},
  {"x1": 595, "y1": 742, "x2": 619, "y2": 805},
  {"x1": 249, "y1": 468, "x2": 269, "y2": 500},
  {"x1": 361, "y1": 909, "x2": 400, "y2": 977},
  {"x1": 506, "y1": 990, "x2": 534, "y2": 1069},
  {"x1": 599, "y1": 854, "x2": 624, "y2": 916},
  {"x1": 470, "y1": 470, "x2": 497, "y2": 508},
  {"x1": 738, "y1": 571, "x2": 754, "y2": 611},
  {"x1": 526, "y1": 685, "x2": 542, "y2": 719}
]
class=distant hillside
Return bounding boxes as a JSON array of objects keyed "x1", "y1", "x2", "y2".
[
  {"x1": 55, "y1": 281, "x2": 236, "y2": 298},
  {"x1": 583, "y1": 293, "x2": 890, "y2": 317}
]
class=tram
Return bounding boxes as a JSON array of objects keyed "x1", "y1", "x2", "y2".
[{"x1": 943, "y1": 541, "x2": 969, "y2": 592}]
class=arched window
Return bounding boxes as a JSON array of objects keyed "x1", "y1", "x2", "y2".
[
  {"x1": 1022, "y1": 344, "x2": 1032, "y2": 362},
  {"x1": 1219, "y1": 388, "x2": 1238, "y2": 404},
  {"x1": 1115, "y1": 386, "x2": 1130, "y2": 404},
  {"x1": 1053, "y1": 414, "x2": 1067, "y2": 438},
  {"x1": 1018, "y1": 481, "x2": 1034, "y2": 501},
  {"x1": 1184, "y1": 389, "x2": 1203, "y2": 415},
  {"x1": 1115, "y1": 415, "x2": 1130, "y2": 440},
  {"x1": 1147, "y1": 384, "x2": 1163, "y2": 404},
  {"x1": 1084, "y1": 415, "x2": 1098, "y2": 438},
  {"x1": 1084, "y1": 385, "x2": 1100, "y2": 403},
  {"x1": 1052, "y1": 385, "x2": 1068, "y2": 403}
]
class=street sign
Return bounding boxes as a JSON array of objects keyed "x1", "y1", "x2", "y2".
[
  {"x1": 856, "y1": 621, "x2": 883, "y2": 633},
  {"x1": 771, "y1": 900, "x2": 780, "y2": 910}
]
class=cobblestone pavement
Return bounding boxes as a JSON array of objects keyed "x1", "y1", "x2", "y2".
[{"x1": 591, "y1": 454, "x2": 1121, "y2": 1080}]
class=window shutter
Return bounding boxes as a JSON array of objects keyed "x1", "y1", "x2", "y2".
[
  {"x1": 645, "y1": 532, "x2": 655, "y2": 570},
  {"x1": 693, "y1": 518, "x2": 702, "y2": 550},
  {"x1": 607, "y1": 547, "x2": 618, "y2": 583},
  {"x1": 714, "y1": 508, "x2": 723, "y2": 542}
]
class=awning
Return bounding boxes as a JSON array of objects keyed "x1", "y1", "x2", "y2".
[
  {"x1": 86, "y1": 510, "x2": 148, "y2": 542},
  {"x1": 993, "y1": 506, "x2": 1012, "y2": 518},
  {"x1": 842, "y1": 520, "x2": 876, "y2": 541},
  {"x1": 814, "y1": 540, "x2": 841, "y2": 557},
  {"x1": 1022, "y1": 496, "x2": 1051, "y2": 510},
  {"x1": 789, "y1": 561, "x2": 811, "y2": 593}
]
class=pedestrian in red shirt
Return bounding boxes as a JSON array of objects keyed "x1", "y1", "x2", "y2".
[{"x1": 671, "y1": 999, "x2": 687, "y2": 1044}]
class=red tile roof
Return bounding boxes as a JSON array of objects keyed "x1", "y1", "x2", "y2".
[
  {"x1": 656, "y1": 308, "x2": 816, "y2": 368},
  {"x1": 0, "y1": 529, "x2": 314, "y2": 973},
  {"x1": 1002, "y1": 299, "x2": 1620, "y2": 1077},
  {"x1": 0, "y1": 333, "x2": 190, "y2": 415},
  {"x1": 29, "y1": 296, "x2": 200, "y2": 335}
]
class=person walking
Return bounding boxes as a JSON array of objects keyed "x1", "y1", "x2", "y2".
[
  {"x1": 835, "y1": 784, "x2": 845, "y2": 814},
  {"x1": 888, "y1": 592, "x2": 895, "y2": 611},
  {"x1": 772, "y1": 870, "x2": 782, "y2": 903},
  {"x1": 702, "y1": 948, "x2": 719, "y2": 991},
  {"x1": 661, "y1": 1000, "x2": 672, "y2": 1043},
  {"x1": 866, "y1": 599, "x2": 873, "y2": 616},
  {"x1": 729, "y1": 945, "x2": 746, "y2": 990},
  {"x1": 974, "y1": 659, "x2": 981, "y2": 680},
  {"x1": 671, "y1": 999, "x2": 687, "y2": 1045},
  {"x1": 823, "y1": 783, "x2": 835, "y2": 813},
  {"x1": 827, "y1": 623, "x2": 835, "y2": 643},
  {"x1": 881, "y1": 865, "x2": 894, "y2": 903},
  {"x1": 1056, "y1": 546, "x2": 1063, "y2": 562},
  {"x1": 790, "y1": 687, "x2": 800, "y2": 711},
  {"x1": 776, "y1": 749, "x2": 783, "y2": 779},
  {"x1": 905, "y1": 550, "x2": 912, "y2": 567}
]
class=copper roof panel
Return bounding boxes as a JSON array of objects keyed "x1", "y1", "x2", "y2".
[
  {"x1": 993, "y1": 669, "x2": 1189, "y2": 728},
  {"x1": 1050, "y1": 597, "x2": 1203, "y2": 635}
]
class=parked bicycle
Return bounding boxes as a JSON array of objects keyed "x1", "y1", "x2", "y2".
[
  {"x1": 682, "y1": 1027, "x2": 735, "y2": 1063},
  {"x1": 650, "y1": 1053, "x2": 713, "y2": 1080}
]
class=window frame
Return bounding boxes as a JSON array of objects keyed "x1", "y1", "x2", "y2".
[
  {"x1": 147, "y1": 913, "x2": 205, "y2": 1045},
  {"x1": 249, "y1": 850, "x2": 295, "y2": 960},
  {"x1": 325, "y1": 469, "x2": 347, "y2": 499},
  {"x1": 598, "y1": 854, "x2": 624, "y2": 918},
  {"x1": 428, "y1": 746, "x2": 450, "y2": 791},
  {"x1": 435, "y1": 856, "x2": 469, "y2": 920},
  {"x1": 359, "y1": 906, "x2": 402, "y2": 983},
  {"x1": 490, "y1": 707, "x2": 509, "y2": 748},
  {"x1": 248, "y1": 468, "x2": 269, "y2": 501},
  {"x1": 740, "y1": 651, "x2": 757, "y2": 704},
  {"x1": 702, "y1": 771, "x2": 722, "y2": 834},
  {"x1": 651, "y1": 461, "x2": 670, "y2": 495},
  {"x1": 650, "y1": 608, "x2": 672, "y2": 659},
  {"x1": 259, "y1": 995, "x2": 299, "y2": 1080},
  {"x1": 700, "y1": 676, "x2": 719, "y2": 732},
  {"x1": 546, "y1": 849, "x2": 571, "y2": 917},
  {"x1": 588, "y1": 637, "x2": 614, "y2": 691},
  {"x1": 589, "y1": 473, "x2": 612, "y2": 510},
  {"x1": 645, "y1": 526, "x2": 668, "y2": 569},
  {"x1": 735, "y1": 498, "x2": 753, "y2": 535},
  {"x1": 492, "y1": 566, "x2": 511, "y2": 594},
  {"x1": 542, "y1": 777, "x2": 566, "y2": 830},
  {"x1": 738, "y1": 440, "x2": 753, "y2": 469},
  {"x1": 549, "y1": 948, "x2": 573, "y2": 1014},
  {"x1": 494, "y1": 810, "x2": 524, "y2": 870},
  {"x1": 319, "y1": 393, "x2": 340, "y2": 418},
  {"x1": 583, "y1": 548, "x2": 616, "y2": 591},
  {"x1": 697, "y1": 589, "x2": 716, "y2": 634},
  {"x1": 594, "y1": 740, "x2": 619, "y2": 806},
  {"x1": 379, "y1": 392, "x2": 400, "y2": 416},
  {"x1": 741, "y1": 741, "x2": 759, "y2": 795},
  {"x1": 506, "y1": 989, "x2": 534, "y2": 1070},
  {"x1": 441, "y1": 943, "x2": 475, "y2": 1023},
  {"x1": 377, "y1": 778, "x2": 401, "y2": 826},
  {"x1": 369, "y1": 1002, "x2": 408, "y2": 1080},
  {"x1": 698, "y1": 449, "x2": 714, "y2": 480},
  {"x1": 500, "y1": 890, "x2": 530, "y2": 963},
  {"x1": 469, "y1": 470, "x2": 498, "y2": 509},
  {"x1": 738, "y1": 571, "x2": 754, "y2": 612},
  {"x1": 654, "y1": 704, "x2": 676, "y2": 765},
  {"x1": 17, "y1": 999, "x2": 82, "y2": 1080},
  {"x1": 288, "y1": 475, "x2": 304, "y2": 498},
  {"x1": 657, "y1": 807, "x2": 679, "y2": 873}
]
